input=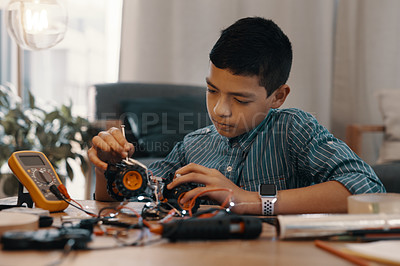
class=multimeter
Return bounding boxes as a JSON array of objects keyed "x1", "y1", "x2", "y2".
[{"x1": 8, "y1": 151, "x2": 69, "y2": 212}]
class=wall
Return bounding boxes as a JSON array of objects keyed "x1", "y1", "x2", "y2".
[{"x1": 119, "y1": 0, "x2": 336, "y2": 130}]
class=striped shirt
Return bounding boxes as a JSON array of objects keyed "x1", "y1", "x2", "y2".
[{"x1": 149, "y1": 108, "x2": 385, "y2": 194}]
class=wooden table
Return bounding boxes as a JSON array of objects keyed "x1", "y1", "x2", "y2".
[{"x1": 0, "y1": 197, "x2": 358, "y2": 266}]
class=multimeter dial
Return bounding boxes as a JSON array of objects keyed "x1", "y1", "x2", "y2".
[
  {"x1": 32, "y1": 168, "x2": 56, "y2": 183},
  {"x1": 30, "y1": 168, "x2": 59, "y2": 200}
]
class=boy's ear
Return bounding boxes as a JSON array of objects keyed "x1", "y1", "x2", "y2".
[{"x1": 270, "y1": 85, "x2": 290, "y2": 108}]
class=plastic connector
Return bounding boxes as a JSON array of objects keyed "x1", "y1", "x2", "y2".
[
  {"x1": 49, "y1": 185, "x2": 65, "y2": 200},
  {"x1": 57, "y1": 184, "x2": 71, "y2": 200}
]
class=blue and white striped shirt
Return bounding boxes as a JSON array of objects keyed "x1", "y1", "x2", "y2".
[{"x1": 149, "y1": 108, "x2": 385, "y2": 194}]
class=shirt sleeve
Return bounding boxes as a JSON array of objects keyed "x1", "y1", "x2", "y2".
[
  {"x1": 287, "y1": 111, "x2": 386, "y2": 194},
  {"x1": 148, "y1": 141, "x2": 186, "y2": 179}
]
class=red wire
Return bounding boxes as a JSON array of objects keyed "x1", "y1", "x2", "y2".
[
  {"x1": 117, "y1": 204, "x2": 153, "y2": 229},
  {"x1": 187, "y1": 188, "x2": 233, "y2": 217}
]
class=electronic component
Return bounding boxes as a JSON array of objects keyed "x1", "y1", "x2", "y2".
[
  {"x1": 104, "y1": 158, "x2": 151, "y2": 201},
  {"x1": 105, "y1": 160, "x2": 200, "y2": 217},
  {"x1": 8, "y1": 151, "x2": 69, "y2": 212},
  {"x1": 1, "y1": 227, "x2": 91, "y2": 250},
  {"x1": 160, "y1": 173, "x2": 200, "y2": 214}
]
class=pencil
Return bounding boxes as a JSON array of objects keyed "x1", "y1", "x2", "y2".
[
  {"x1": 329, "y1": 234, "x2": 400, "y2": 242},
  {"x1": 314, "y1": 240, "x2": 370, "y2": 266}
]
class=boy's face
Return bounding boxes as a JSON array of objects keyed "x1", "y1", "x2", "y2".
[{"x1": 206, "y1": 63, "x2": 279, "y2": 138}]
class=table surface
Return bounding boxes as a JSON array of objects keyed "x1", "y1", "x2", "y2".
[{"x1": 0, "y1": 197, "x2": 359, "y2": 266}]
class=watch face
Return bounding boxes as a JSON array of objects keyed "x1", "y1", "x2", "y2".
[{"x1": 259, "y1": 184, "x2": 277, "y2": 196}]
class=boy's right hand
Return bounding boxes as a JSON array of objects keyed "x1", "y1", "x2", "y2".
[{"x1": 88, "y1": 127, "x2": 135, "y2": 171}]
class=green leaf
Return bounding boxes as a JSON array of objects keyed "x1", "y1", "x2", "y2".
[
  {"x1": 28, "y1": 91, "x2": 35, "y2": 108},
  {"x1": 77, "y1": 154, "x2": 89, "y2": 173},
  {"x1": 45, "y1": 111, "x2": 61, "y2": 122},
  {"x1": 60, "y1": 104, "x2": 72, "y2": 120},
  {"x1": 66, "y1": 160, "x2": 74, "y2": 180}
]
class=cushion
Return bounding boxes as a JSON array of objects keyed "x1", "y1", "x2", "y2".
[
  {"x1": 372, "y1": 163, "x2": 400, "y2": 193},
  {"x1": 376, "y1": 90, "x2": 400, "y2": 164},
  {"x1": 120, "y1": 95, "x2": 210, "y2": 157}
]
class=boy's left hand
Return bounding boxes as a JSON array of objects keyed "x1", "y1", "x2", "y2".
[{"x1": 167, "y1": 163, "x2": 255, "y2": 214}]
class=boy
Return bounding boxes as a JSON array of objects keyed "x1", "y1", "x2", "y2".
[{"x1": 88, "y1": 17, "x2": 385, "y2": 215}]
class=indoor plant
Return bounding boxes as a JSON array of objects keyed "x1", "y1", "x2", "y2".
[{"x1": 0, "y1": 84, "x2": 95, "y2": 197}]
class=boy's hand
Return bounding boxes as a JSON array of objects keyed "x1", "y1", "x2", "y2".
[
  {"x1": 167, "y1": 163, "x2": 256, "y2": 214},
  {"x1": 88, "y1": 127, "x2": 135, "y2": 171}
]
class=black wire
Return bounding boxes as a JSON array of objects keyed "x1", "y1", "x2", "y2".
[
  {"x1": 0, "y1": 204, "x2": 20, "y2": 210},
  {"x1": 49, "y1": 184, "x2": 98, "y2": 217},
  {"x1": 112, "y1": 226, "x2": 163, "y2": 247},
  {"x1": 45, "y1": 239, "x2": 76, "y2": 266},
  {"x1": 101, "y1": 219, "x2": 142, "y2": 229},
  {"x1": 191, "y1": 207, "x2": 224, "y2": 218},
  {"x1": 61, "y1": 198, "x2": 98, "y2": 217},
  {"x1": 45, "y1": 185, "x2": 164, "y2": 256}
]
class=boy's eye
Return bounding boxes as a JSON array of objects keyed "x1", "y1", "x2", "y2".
[
  {"x1": 235, "y1": 98, "x2": 250, "y2": 104},
  {"x1": 207, "y1": 87, "x2": 217, "y2": 94}
]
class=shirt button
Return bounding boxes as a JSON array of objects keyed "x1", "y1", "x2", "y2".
[{"x1": 227, "y1": 166, "x2": 233, "y2": 172}]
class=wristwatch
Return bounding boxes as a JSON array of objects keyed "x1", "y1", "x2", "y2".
[{"x1": 259, "y1": 184, "x2": 277, "y2": 216}]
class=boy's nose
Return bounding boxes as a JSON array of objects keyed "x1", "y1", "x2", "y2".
[{"x1": 213, "y1": 98, "x2": 232, "y2": 117}]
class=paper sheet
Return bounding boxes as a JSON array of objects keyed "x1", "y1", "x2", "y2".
[{"x1": 345, "y1": 240, "x2": 400, "y2": 265}]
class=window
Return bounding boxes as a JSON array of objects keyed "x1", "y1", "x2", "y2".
[
  {"x1": 0, "y1": 8, "x2": 18, "y2": 91},
  {"x1": 2, "y1": 0, "x2": 123, "y2": 118},
  {"x1": 0, "y1": 0, "x2": 123, "y2": 199}
]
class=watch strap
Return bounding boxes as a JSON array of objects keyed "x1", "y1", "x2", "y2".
[{"x1": 261, "y1": 197, "x2": 275, "y2": 216}]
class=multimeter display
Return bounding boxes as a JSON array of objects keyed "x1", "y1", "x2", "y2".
[
  {"x1": 8, "y1": 151, "x2": 69, "y2": 212},
  {"x1": 19, "y1": 155, "x2": 46, "y2": 166}
]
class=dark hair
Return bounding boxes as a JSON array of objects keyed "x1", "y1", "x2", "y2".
[{"x1": 209, "y1": 17, "x2": 292, "y2": 96}]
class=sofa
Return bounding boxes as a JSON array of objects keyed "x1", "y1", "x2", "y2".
[
  {"x1": 346, "y1": 124, "x2": 400, "y2": 193},
  {"x1": 88, "y1": 82, "x2": 211, "y2": 166}
]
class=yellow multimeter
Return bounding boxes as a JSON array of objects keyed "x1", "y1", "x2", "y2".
[{"x1": 8, "y1": 151, "x2": 69, "y2": 212}]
